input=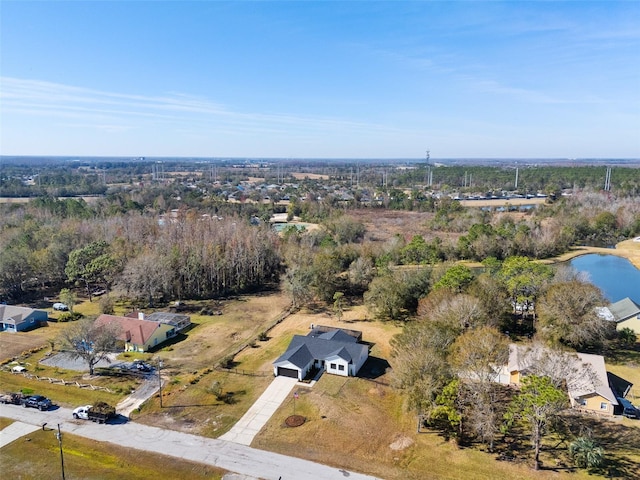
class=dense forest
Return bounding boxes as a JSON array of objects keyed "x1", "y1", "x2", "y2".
[{"x1": 1, "y1": 159, "x2": 639, "y2": 306}]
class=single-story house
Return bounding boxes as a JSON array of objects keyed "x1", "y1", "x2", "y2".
[
  {"x1": 497, "y1": 344, "x2": 630, "y2": 417},
  {"x1": 571, "y1": 353, "x2": 619, "y2": 416},
  {"x1": 597, "y1": 297, "x2": 640, "y2": 334},
  {"x1": 0, "y1": 305, "x2": 47, "y2": 333},
  {"x1": 126, "y1": 310, "x2": 191, "y2": 332},
  {"x1": 94, "y1": 314, "x2": 176, "y2": 352},
  {"x1": 273, "y1": 326, "x2": 369, "y2": 381}
]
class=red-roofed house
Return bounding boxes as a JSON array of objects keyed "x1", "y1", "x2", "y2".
[{"x1": 94, "y1": 314, "x2": 176, "y2": 352}]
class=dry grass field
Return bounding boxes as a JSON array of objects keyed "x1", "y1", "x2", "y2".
[
  {"x1": 0, "y1": 426, "x2": 226, "y2": 480},
  {"x1": 291, "y1": 172, "x2": 330, "y2": 180},
  {"x1": 458, "y1": 197, "x2": 548, "y2": 208}
]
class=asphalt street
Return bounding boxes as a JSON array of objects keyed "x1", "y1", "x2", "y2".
[{"x1": 0, "y1": 403, "x2": 381, "y2": 480}]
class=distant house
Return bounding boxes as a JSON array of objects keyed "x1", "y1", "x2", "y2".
[
  {"x1": 273, "y1": 326, "x2": 369, "y2": 381},
  {"x1": 598, "y1": 297, "x2": 640, "y2": 334},
  {"x1": 94, "y1": 314, "x2": 176, "y2": 352},
  {"x1": 125, "y1": 311, "x2": 191, "y2": 332},
  {"x1": 497, "y1": 344, "x2": 631, "y2": 417},
  {"x1": 0, "y1": 305, "x2": 47, "y2": 333}
]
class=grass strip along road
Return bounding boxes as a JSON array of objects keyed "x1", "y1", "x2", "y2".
[{"x1": 0, "y1": 403, "x2": 380, "y2": 480}]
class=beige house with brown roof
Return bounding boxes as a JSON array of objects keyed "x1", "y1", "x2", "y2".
[
  {"x1": 94, "y1": 314, "x2": 176, "y2": 352},
  {"x1": 497, "y1": 344, "x2": 628, "y2": 417}
]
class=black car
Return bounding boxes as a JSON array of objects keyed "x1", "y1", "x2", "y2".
[
  {"x1": 22, "y1": 395, "x2": 53, "y2": 411},
  {"x1": 135, "y1": 362, "x2": 152, "y2": 372}
]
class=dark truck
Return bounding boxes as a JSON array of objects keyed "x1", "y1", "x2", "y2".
[
  {"x1": 21, "y1": 395, "x2": 53, "y2": 411},
  {"x1": 72, "y1": 402, "x2": 116, "y2": 424}
]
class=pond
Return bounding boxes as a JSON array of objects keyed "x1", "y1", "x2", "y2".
[{"x1": 569, "y1": 254, "x2": 640, "y2": 303}]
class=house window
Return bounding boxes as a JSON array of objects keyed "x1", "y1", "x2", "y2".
[
  {"x1": 600, "y1": 402, "x2": 608, "y2": 410},
  {"x1": 578, "y1": 398, "x2": 586, "y2": 406},
  {"x1": 338, "y1": 365, "x2": 345, "y2": 371},
  {"x1": 330, "y1": 363, "x2": 336, "y2": 369}
]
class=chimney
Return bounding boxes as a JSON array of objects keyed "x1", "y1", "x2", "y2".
[{"x1": 138, "y1": 311, "x2": 145, "y2": 320}]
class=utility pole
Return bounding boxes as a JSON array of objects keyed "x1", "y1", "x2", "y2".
[
  {"x1": 425, "y1": 150, "x2": 433, "y2": 187},
  {"x1": 604, "y1": 166, "x2": 612, "y2": 191},
  {"x1": 158, "y1": 359, "x2": 164, "y2": 408},
  {"x1": 56, "y1": 424, "x2": 66, "y2": 480}
]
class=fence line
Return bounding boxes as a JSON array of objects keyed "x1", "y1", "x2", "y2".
[
  {"x1": 11, "y1": 371, "x2": 113, "y2": 393},
  {"x1": 219, "y1": 367, "x2": 270, "y2": 377}
]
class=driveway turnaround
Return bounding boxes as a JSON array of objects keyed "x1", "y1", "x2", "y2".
[
  {"x1": 0, "y1": 403, "x2": 381, "y2": 480},
  {"x1": 220, "y1": 375, "x2": 297, "y2": 445},
  {"x1": 0, "y1": 421, "x2": 41, "y2": 448}
]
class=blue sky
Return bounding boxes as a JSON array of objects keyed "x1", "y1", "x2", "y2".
[{"x1": 1, "y1": 1, "x2": 639, "y2": 159}]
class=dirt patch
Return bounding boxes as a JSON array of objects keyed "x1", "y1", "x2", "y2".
[
  {"x1": 0, "y1": 322, "x2": 66, "y2": 362},
  {"x1": 389, "y1": 435, "x2": 414, "y2": 450},
  {"x1": 162, "y1": 292, "x2": 292, "y2": 371},
  {"x1": 290, "y1": 172, "x2": 329, "y2": 180},
  {"x1": 458, "y1": 197, "x2": 547, "y2": 208},
  {"x1": 285, "y1": 415, "x2": 305, "y2": 427}
]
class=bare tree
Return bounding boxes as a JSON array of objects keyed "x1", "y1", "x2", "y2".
[
  {"x1": 518, "y1": 342, "x2": 600, "y2": 397},
  {"x1": 423, "y1": 293, "x2": 489, "y2": 331},
  {"x1": 450, "y1": 326, "x2": 510, "y2": 450},
  {"x1": 60, "y1": 318, "x2": 120, "y2": 375},
  {"x1": 537, "y1": 280, "x2": 611, "y2": 349}
]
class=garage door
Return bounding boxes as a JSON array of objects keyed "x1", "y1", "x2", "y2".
[{"x1": 277, "y1": 367, "x2": 299, "y2": 379}]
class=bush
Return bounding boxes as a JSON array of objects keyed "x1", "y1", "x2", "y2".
[
  {"x1": 618, "y1": 327, "x2": 637, "y2": 347},
  {"x1": 57, "y1": 311, "x2": 83, "y2": 322},
  {"x1": 219, "y1": 355, "x2": 234, "y2": 369},
  {"x1": 569, "y1": 437, "x2": 604, "y2": 470},
  {"x1": 99, "y1": 295, "x2": 115, "y2": 315}
]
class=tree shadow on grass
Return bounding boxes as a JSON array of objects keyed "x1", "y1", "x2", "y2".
[{"x1": 559, "y1": 411, "x2": 640, "y2": 478}]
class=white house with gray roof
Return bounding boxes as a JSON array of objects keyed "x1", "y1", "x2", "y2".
[{"x1": 273, "y1": 327, "x2": 369, "y2": 381}]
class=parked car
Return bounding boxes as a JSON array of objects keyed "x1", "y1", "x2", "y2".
[
  {"x1": 22, "y1": 395, "x2": 53, "y2": 411},
  {"x1": 619, "y1": 398, "x2": 639, "y2": 419},
  {"x1": 53, "y1": 302, "x2": 68, "y2": 311},
  {"x1": 72, "y1": 402, "x2": 116, "y2": 424},
  {"x1": 135, "y1": 362, "x2": 152, "y2": 372}
]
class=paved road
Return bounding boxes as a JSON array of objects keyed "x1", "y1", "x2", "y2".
[
  {"x1": 0, "y1": 403, "x2": 381, "y2": 480},
  {"x1": 220, "y1": 376, "x2": 297, "y2": 445}
]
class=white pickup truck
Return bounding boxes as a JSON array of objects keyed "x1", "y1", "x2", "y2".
[{"x1": 72, "y1": 403, "x2": 115, "y2": 423}]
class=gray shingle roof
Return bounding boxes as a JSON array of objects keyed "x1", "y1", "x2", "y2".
[
  {"x1": 273, "y1": 331, "x2": 368, "y2": 369},
  {"x1": 607, "y1": 297, "x2": 640, "y2": 322}
]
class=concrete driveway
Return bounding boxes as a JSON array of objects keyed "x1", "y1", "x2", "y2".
[
  {"x1": 0, "y1": 421, "x2": 41, "y2": 448},
  {"x1": 219, "y1": 375, "x2": 297, "y2": 445}
]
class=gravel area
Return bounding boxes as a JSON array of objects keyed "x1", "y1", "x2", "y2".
[{"x1": 39, "y1": 352, "x2": 124, "y2": 372}]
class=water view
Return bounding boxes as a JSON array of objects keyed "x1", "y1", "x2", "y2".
[{"x1": 569, "y1": 254, "x2": 640, "y2": 303}]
